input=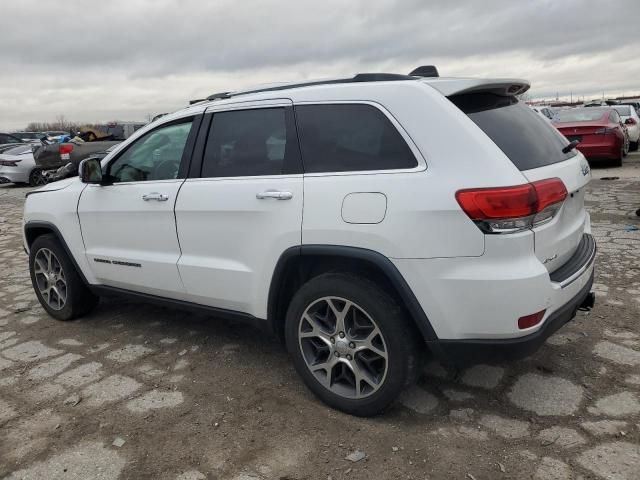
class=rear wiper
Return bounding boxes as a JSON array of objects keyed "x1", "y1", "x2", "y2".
[{"x1": 562, "y1": 139, "x2": 580, "y2": 154}]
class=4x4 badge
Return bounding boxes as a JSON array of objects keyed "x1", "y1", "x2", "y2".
[{"x1": 580, "y1": 160, "x2": 590, "y2": 176}]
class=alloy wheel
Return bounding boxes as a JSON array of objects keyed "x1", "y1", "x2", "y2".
[
  {"x1": 33, "y1": 248, "x2": 67, "y2": 310},
  {"x1": 298, "y1": 296, "x2": 388, "y2": 399}
]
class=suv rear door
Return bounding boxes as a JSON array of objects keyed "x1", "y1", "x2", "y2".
[
  {"x1": 174, "y1": 100, "x2": 303, "y2": 317},
  {"x1": 451, "y1": 93, "x2": 591, "y2": 274}
]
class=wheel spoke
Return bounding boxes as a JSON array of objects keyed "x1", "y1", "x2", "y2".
[
  {"x1": 33, "y1": 248, "x2": 67, "y2": 311},
  {"x1": 327, "y1": 298, "x2": 351, "y2": 335},
  {"x1": 298, "y1": 296, "x2": 388, "y2": 400},
  {"x1": 354, "y1": 327, "x2": 387, "y2": 359}
]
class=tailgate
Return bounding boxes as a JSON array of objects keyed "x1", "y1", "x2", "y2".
[{"x1": 521, "y1": 153, "x2": 591, "y2": 273}]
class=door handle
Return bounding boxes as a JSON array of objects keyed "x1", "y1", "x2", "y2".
[
  {"x1": 256, "y1": 190, "x2": 293, "y2": 200},
  {"x1": 142, "y1": 192, "x2": 169, "y2": 202}
]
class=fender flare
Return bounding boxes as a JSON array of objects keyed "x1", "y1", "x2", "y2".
[
  {"x1": 23, "y1": 221, "x2": 91, "y2": 286},
  {"x1": 267, "y1": 244, "x2": 440, "y2": 343}
]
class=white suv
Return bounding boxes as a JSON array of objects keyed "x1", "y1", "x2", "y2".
[{"x1": 23, "y1": 67, "x2": 596, "y2": 416}]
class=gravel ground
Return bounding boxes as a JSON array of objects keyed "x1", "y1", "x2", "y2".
[{"x1": 1, "y1": 154, "x2": 640, "y2": 480}]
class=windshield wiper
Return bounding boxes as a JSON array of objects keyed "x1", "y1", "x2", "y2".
[{"x1": 562, "y1": 139, "x2": 580, "y2": 154}]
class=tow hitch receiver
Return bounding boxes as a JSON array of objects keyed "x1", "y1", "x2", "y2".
[{"x1": 578, "y1": 291, "x2": 595, "y2": 311}]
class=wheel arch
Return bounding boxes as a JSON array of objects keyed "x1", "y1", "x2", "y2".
[
  {"x1": 24, "y1": 221, "x2": 90, "y2": 286},
  {"x1": 267, "y1": 245, "x2": 439, "y2": 345}
]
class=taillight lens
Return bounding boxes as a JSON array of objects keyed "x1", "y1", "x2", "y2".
[
  {"x1": 518, "y1": 310, "x2": 546, "y2": 329},
  {"x1": 59, "y1": 144, "x2": 74, "y2": 155},
  {"x1": 594, "y1": 127, "x2": 616, "y2": 135},
  {"x1": 626, "y1": 118, "x2": 637, "y2": 125},
  {"x1": 0, "y1": 160, "x2": 20, "y2": 167},
  {"x1": 456, "y1": 178, "x2": 567, "y2": 234}
]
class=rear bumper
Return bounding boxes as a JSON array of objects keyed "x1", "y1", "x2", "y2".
[
  {"x1": 431, "y1": 271, "x2": 594, "y2": 367},
  {"x1": 577, "y1": 142, "x2": 621, "y2": 160}
]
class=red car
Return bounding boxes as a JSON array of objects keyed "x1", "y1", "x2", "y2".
[{"x1": 553, "y1": 107, "x2": 628, "y2": 166}]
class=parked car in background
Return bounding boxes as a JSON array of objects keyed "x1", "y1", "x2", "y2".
[
  {"x1": 584, "y1": 100, "x2": 619, "y2": 107},
  {"x1": 33, "y1": 122, "x2": 144, "y2": 172},
  {"x1": 12, "y1": 132, "x2": 46, "y2": 143},
  {"x1": 0, "y1": 144, "x2": 46, "y2": 186},
  {"x1": 612, "y1": 105, "x2": 640, "y2": 151},
  {"x1": 554, "y1": 107, "x2": 627, "y2": 166},
  {"x1": 530, "y1": 105, "x2": 556, "y2": 121},
  {"x1": 619, "y1": 100, "x2": 640, "y2": 113},
  {"x1": 0, "y1": 133, "x2": 23, "y2": 145},
  {"x1": 43, "y1": 144, "x2": 120, "y2": 182}
]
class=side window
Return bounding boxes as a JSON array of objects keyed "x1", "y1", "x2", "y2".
[
  {"x1": 107, "y1": 120, "x2": 193, "y2": 183},
  {"x1": 201, "y1": 107, "x2": 297, "y2": 178},
  {"x1": 295, "y1": 104, "x2": 417, "y2": 173}
]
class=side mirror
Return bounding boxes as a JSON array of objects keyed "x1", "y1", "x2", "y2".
[{"x1": 78, "y1": 158, "x2": 103, "y2": 184}]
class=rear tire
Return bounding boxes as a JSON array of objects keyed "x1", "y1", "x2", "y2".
[
  {"x1": 613, "y1": 147, "x2": 624, "y2": 167},
  {"x1": 29, "y1": 234, "x2": 98, "y2": 321},
  {"x1": 285, "y1": 272, "x2": 422, "y2": 416}
]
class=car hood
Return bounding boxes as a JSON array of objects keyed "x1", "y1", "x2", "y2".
[{"x1": 32, "y1": 176, "x2": 78, "y2": 193}]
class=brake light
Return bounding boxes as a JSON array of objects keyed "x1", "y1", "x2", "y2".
[
  {"x1": 518, "y1": 310, "x2": 546, "y2": 329},
  {"x1": 59, "y1": 144, "x2": 74, "y2": 155},
  {"x1": 594, "y1": 127, "x2": 616, "y2": 135},
  {"x1": 626, "y1": 118, "x2": 637, "y2": 125},
  {"x1": 456, "y1": 178, "x2": 567, "y2": 233}
]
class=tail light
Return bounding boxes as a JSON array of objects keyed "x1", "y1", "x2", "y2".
[
  {"x1": 0, "y1": 160, "x2": 20, "y2": 167},
  {"x1": 59, "y1": 144, "x2": 74, "y2": 155},
  {"x1": 594, "y1": 127, "x2": 617, "y2": 135},
  {"x1": 518, "y1": 310, "x2": 546, "y2": 329},
  {"x1": 456, "y1": 178, "x2": 568, "y2": 234},
  {"x1": 626, "y1": 118, "x2": 637, "y2": 125}
]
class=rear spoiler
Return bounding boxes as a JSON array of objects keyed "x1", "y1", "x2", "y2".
[{"x1": 423, "y1": 78, "x2": 530, "y2": 97}]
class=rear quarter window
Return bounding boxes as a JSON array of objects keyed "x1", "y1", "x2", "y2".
[
  {"x1": 450, "y1": 93, "x2": 576, "y2": 171},
  {"x1": 295, "y1": 104, "x2": 417, "y2": 173}
]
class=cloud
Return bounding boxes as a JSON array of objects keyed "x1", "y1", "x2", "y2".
[{"x1": 2, "y1": 0, "x2": 639, "y2": 129}]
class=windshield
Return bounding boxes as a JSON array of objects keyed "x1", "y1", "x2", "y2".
[
  {"x1": 613, "y1": 106, "x2": 631, "y2": 116},
  {"x1": 450, "y1": 93, "x2": 575, "y2": 171},
  {"x1": 555, "y1": 109, "x2": 608, "y2": 122}
]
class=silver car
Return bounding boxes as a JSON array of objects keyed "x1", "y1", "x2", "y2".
[{"x1": 0, "y1": 145, "x2": 45, "y2": 186}]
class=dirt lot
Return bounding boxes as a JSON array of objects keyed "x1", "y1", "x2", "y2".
[{"x1": 1, "y1": 155, "x2": 640, "y2": 480}]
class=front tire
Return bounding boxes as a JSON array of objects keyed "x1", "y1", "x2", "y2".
[
  {"x1": 29, "y1": 234, "x2": 98, "y2": 321},
  {"x1": 285, "y1": 273, "x2": 421, "y2": 416}
]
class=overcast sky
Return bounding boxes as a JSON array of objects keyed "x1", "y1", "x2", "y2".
[{"x1": 1, "y1": 0, "x2": 639, "y2": 130}]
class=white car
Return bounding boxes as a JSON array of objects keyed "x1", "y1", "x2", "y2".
[
  {"x1": 613, "y1": 105, "x2": 640, "y2": 151},
  {"x1": 0, "y1": 145, "x2": 46, "y2": 186},
  {"x1": 22, "y1": 67, "x2": 596, "y2": 415},
  {"x1": 530, "y1": 105, "x2": 556, "y2": 121}
]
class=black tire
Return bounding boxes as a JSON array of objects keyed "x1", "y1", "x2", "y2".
[
  {"x1": 631, "y1": 141, "x2": 639, "y2": 152},
  {"x1": 285, "y1": 272, "x2": 422, "y2": 416},
  {"x1": 612, "y1": 147, "x2": 624, "y2": 167},
  {"x1": 28, "y1": 168, "x2": 46, "y2": 187},
  {"x1": 29, "y1": 234, "x2": 98, "y2": 321}
]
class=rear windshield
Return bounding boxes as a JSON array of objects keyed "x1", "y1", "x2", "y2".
[
  {"x1": 450, "y1": 93, "x2": 575, "y2": 171},
  {"x1": 556, "y1": 109, "x2": 608, "y2": 122}
]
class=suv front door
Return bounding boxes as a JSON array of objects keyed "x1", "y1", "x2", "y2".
[
  {"x1": 175, "y1": 101, "x2": 303, "y2": 317},
  {"x1": 78, "y1": 116, "x2": 199, "y2": 298}
]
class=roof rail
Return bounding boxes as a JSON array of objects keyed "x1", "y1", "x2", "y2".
[{"x1": 205, "y1": 72, "x2": 419, "y2": 101}]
